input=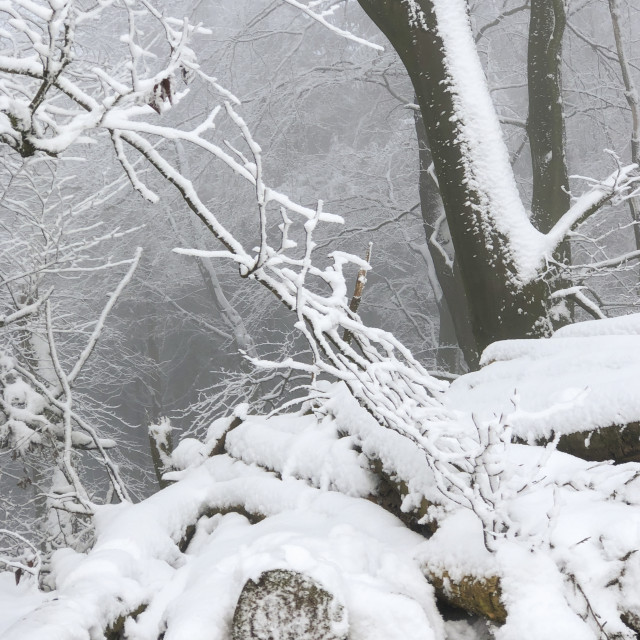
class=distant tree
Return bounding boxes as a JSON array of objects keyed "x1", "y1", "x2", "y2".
[{"x1": 0, "y1": 156, "x2": 138, "y2": 556}]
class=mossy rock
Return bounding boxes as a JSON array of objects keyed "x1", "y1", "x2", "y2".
[
  {"x1": 427, "y1": 571, "x2": 506, "y2": 623},
  {"x1": 369, "y1": 458, "x2": 436, "y2": 538},
  {"x1": 519, "y1": 421, "x2": 640, "y2": 464},
  {"x1": 555, "y1": 422, "x2": 640, "y2": 464},
  {"x1": 232, "y1": 569, "x2": 348, "y2": 640}
]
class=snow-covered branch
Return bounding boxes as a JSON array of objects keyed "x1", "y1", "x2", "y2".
[
  {"x1": 542, "y1": 161, "x2": 640, "y2": 257},
  {"x1": 0, "y1": 286, "x2": 52, "y2": 327},
  {"x1": 550, "y1": 286, "x2": 606, "y2": 320},
  {"x1": 281, "y1": 0, "x2": 384, "y2": 50}
]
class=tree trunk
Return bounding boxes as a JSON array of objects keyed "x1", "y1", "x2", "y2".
[
  {"x1": 528, "y1": 0, "x2": 570, "y2": 234},
  {"x1": 357, "y1": 0, "x2": 551, "y2": 351},
  {"x1": 607, "y1": 0, "x2": 640, "y2": 252},
  {"x1": 528, "y1": 0, "x2": 573, "y2": 323},
  {"x1": 415, "y1": 111, "x2": 479, "y2": 370}
]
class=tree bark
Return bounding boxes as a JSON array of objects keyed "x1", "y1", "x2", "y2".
[
  {"x1": 415, "y1": 112, "x2": 479, "y2": 369},
  {"x1": 528, "y1": 0, "x2": 570, "y2": 234},
  {"x1": 356, "y1": 0, "x2": 551, "y2": 352},
  {"x1": 527, "y1": 0, "x2": 573, "y2": 324},
  {"x1": 608, "y1": 0, "x2": 640, "y2": 251}
]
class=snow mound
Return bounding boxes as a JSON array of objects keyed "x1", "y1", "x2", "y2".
[
  {"x1": 3, "y1": 452, "x2": 445, "y2": 640},
  {"x1": 444, "y1": 316, "x2": 640, "y2": 442},
  {"x1": 553, "y1": 312, "x2": 640, "y2": 337},
  {"x1": 0, "y1": 573, "x2": 49, "y2": 636},
  {"x1": 7, "y1": 367, "x2": 640, "y2": 640}
]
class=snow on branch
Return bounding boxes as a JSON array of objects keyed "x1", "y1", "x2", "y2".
[
  {"x1": 0, "y1": 286, "x2": 52, "y2": 327},
  {"x1": 550, "y1": 286, "x2": 606, "y2": 320},
  {"x1": 281, "y1": 0, "x2": 384, "y2": 50},
  {"x1": 0, "y1": 529, "x2": 41, "y2": 584},
  {"x1": 0, "y1": 246, "x2": 140, "y2": 521},
  {"x1": 0, "y1": 0, "x2": 203, "y2": 157},
  {"x1": 543, "y1": 159, "x2": 640, "y2": 257}
]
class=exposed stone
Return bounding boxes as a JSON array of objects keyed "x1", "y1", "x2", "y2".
[
  {"x1": 105, "y1": 603, "x2": 147, "y2": 640},
  {"x1": 514, "y1": 421, "x2": 640, "y2": 465},
  {"x1": 369, "y1": 458, "x2": 436, "y2": 538},
  {"x1": 232, "y1": 569, "x2": 348, "y2": 640},
  {"x1": 426, "y1": 571, "x2": 506, "y2": 623},
  {"x1": 555, "y1": 422, "x2": 640, "y2": 464}
]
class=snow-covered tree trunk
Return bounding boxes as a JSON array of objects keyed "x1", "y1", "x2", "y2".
[
  {"x1": 414, "y1": 112, "x2": 478, "y2": 369},
  {"x1": 356, "y1": 0, "x2": 553, "y2": 351}
]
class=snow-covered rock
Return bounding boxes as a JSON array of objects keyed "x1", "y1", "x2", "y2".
[
  {"x1": 444, "y1": 314, "x2": 640, "y2": 461},
  {"x1": 232, "y1": 569, "x2": 347, "y2": 640}
]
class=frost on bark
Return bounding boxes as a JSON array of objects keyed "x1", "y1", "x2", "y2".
[{"x1": 356, "y1": 0, "x2": 552, "y2": 352}]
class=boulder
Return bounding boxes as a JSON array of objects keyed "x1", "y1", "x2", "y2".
[{"x1": 232, "y1": 569, "x2": 348, "y2": 640}]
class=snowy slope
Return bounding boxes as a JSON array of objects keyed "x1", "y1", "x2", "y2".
[{"x1": 4, "y1": 317, "x2": 640, "y2": 639}]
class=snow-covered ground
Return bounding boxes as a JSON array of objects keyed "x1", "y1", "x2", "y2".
[
  {"x1": 0, "y1": 573, "x2": 49, "y2": 637},
  {"x1": 4, "y1": 315, "x2": 640, "y2": 639}
]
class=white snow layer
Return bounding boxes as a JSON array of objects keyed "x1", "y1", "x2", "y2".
[
  {"x1": 553, "y1": 312, "x2": 640, "y2": 337},
  {"x1": 2, "y1": 451, "x2": 444, "y2": 640},
  {"x1": 0, "y1": 573, "x2": 49, "y2": 637},
  {"x1": 426, "y1": 0, "x2": 547, "y2": 281},
  {"x1": 5, "y1": 315, "x2": 640, "y2": 639},
  {"x1": 444, "y1": 314, "x2": 640, "y2": 441}
]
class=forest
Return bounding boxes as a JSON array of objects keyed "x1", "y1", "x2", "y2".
[{"x1": 1, "y1": 0, "x2": 640, "y2": 638}]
